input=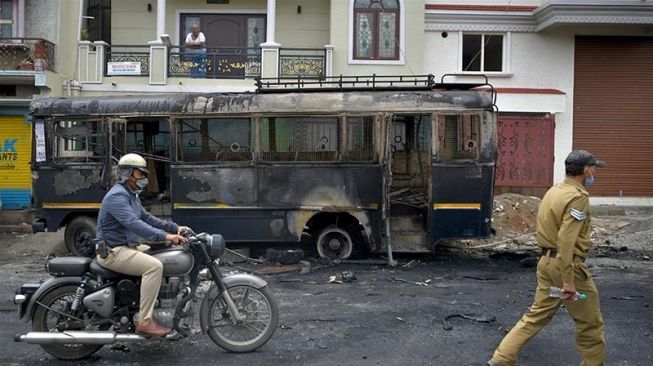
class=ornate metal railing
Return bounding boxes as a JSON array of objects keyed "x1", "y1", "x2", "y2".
[
  {"x1": 0, "y1": 38, "x2": 55, "y2": 72},
  {"x1": 279, "y1": 48, "x2": 326, "y2": 78},
  {"x1": 168, "y1": 46, "x2": 261, "y2": 79},
  {"x1": 104, "y1": 45, "x2": 150, "y2": 76}
]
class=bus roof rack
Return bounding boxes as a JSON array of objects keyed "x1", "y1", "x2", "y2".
[{"x1": 255, "y1": 74, "x2": 493, "y2": 93}]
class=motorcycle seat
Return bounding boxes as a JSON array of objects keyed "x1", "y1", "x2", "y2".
[
  {"x1": 89, "y1": 260, "x2": 122, "y2": 279},
  {"x1": 47, "y1": 257, "x2": 92, "y2": 277}
]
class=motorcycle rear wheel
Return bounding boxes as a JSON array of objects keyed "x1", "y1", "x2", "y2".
[
  {"x1": 205, "y1": 285, "x2": 278, "y2": 352},
  {"x1": 32, "y1": 285, "x2": 104, "y2": 360}
]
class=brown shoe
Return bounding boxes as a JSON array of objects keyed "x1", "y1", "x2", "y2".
[{"x1": 135, "y1": 320, "x2": 171, "y2": 337}]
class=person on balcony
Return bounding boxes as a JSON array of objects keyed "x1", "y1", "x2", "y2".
[{"x1": 185, "y1": 24, "x2": 206, "y2": 78}]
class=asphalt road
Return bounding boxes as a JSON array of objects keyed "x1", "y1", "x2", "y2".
[{"x1": 0, "y1": 232, "x2": 651, "y2": 366}]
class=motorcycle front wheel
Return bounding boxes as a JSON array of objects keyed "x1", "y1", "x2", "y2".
[
  {"x1": 203, "y1": 285, "x2": 278, "y2": 352},
  {"x1": 32, "y1": 285, "x2": 104, "y2": 360}
]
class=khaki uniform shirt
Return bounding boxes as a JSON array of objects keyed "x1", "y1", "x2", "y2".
[{"x1": 536, "y1": 178, "x2": 592, "y2": 283}]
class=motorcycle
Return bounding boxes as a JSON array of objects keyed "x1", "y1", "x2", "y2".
[{"x1": 13, "y1": 230, "x2": 278, "y2": 360}]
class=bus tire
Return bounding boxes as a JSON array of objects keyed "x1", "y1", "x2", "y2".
[
  {"x1": 64, "y1": 216, "x2": 97, "y2": 258},
  {"x1": 315, "y1": 226, "x2": 353, "y2": 260}
]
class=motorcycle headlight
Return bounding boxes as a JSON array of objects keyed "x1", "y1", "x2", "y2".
[{"x1": 205, "y1": 234, "x2": 225, "y2": 260}]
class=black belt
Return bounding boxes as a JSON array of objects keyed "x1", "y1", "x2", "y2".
[{"x1": 541, "y1": 248, "x2": 585, "y2": 262}]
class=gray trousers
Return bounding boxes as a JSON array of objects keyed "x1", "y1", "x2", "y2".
[{"x1": 97, "y1": 244, "x2": 163, "y2": 323}]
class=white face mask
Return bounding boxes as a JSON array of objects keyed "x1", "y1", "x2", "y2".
[{"x1": 583, "y1": 173, "x2": 595, "y2": 187}]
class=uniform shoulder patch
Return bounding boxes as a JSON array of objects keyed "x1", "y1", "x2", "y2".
[{"x1": 570, "y1": 208, "x2": 587, "y2": 220}]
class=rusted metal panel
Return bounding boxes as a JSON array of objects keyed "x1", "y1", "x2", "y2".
[
  {"x1": 574, "y1": 36, "x2": 653, "y2": 196},
  {"x1": 495, "y1": 114, "x2": 554, "y2": 188}
]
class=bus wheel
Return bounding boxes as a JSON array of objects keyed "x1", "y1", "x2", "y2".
[
  {"x1": 316, "y1": 226, "x2": 353, "y2": 260},
  {"x1": 64, "y1": 216, "x2": 97, "y2": 258}
]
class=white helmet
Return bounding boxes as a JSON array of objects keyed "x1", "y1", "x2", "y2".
[{"x1": 118, "y1": 153, "x2": 148, "y2": 174}]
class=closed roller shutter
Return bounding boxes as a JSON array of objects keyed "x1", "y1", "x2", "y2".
[
  {"x1": 0, "y1": 116, "x2": 32, "y2": 209},
  {"x1": 573, "y1": 36, "x2": 653, "y2": 196}
]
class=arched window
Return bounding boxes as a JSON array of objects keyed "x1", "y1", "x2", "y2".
[{"x1": 353, "y1": 0, "x2": 400, "y2": 60}]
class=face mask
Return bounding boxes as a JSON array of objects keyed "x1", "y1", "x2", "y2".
[
  {"x1": 135, "y1": 177, "x2": 149, "y2": 190},
  {"x1": 583, "y1": 173, "x2": 595, "y2": 186}
]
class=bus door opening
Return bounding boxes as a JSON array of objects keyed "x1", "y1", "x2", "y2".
[{"x1": 387, "y1": 114, "x2": 431, "y2": 252}]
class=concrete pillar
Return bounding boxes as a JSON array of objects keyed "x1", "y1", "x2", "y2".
[
  {"x1": 157, "y1": 0, "x2": 166, "y2": 38},
  {"x1": 324, "y1": 45, "x2": 335, "y2": 77},
  {"x1": 77, "y1": 41, "x2": 92, "y2": 83},
  {"x1": 17, "y1": 0, "x2": 25, "y2": 38},
  {"x1": 265, "y1": 0, "x2": 276, "y2": 44},
  {"x1": 261, "y1": 43, "x2": 280, "y2": 78},
  {"x1": 93, "y1": 41, "x2": 107, "y2": 84},
  {"x1": 149, "y1": 40, "x2": 167, "y2": 85}
]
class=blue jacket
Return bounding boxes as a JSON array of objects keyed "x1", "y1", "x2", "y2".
[{"x1": 96, "y1": 183, "x2": 178, "y2": 247}]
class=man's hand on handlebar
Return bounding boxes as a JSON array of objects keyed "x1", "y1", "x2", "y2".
[{"x1": 165, "y1": 233, "x2": 187, "y2": 246}]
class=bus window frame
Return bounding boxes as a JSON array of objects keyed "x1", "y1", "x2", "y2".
[
  {"x1": 48, "y1": 116, "x2": 107, "y2": 166},
  {"x1": 432, "y1": 111, "x2": 488, "y2": 164}
]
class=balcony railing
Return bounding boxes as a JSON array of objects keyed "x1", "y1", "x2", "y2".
[
  {"x1": 168, "y1": 46, "x2": 262, "y2": 79},
  {"x1": 279, "y1": 48, "x2": 326, "y2": 78},
  {"x1": 104, "y1": 45, "x2": 150, "y2": 77},
  {"x1": 0, "y1": 38, "x2": 55, "y2": 72}
]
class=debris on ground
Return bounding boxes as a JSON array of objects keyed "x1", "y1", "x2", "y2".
[
  {"x1": 441, "y1": 193, "x2": 628, "y2": 256},
  {"x1": 328, "y1": 270, "x2": 357, "y2": 284},
  {"x1": 441, "y1": 313, "x2": 496, "y2": 330}
]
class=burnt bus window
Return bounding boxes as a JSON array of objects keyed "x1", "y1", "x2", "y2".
[
  {"x1": 125, "y1": 121, "x2": 171, "y2": 157},
  {"x1": 53, "y1": 120, "x2": 104, "y2": 162},
  {"x1": 177, "y1": 118, "x2": 253, "y2": 162},
  {"x1": 437, "y1": 115, "x2": 481, "y2": 160},
  {"x1": 347, "y1": 116, "x2": 376, "y2": 161},
  {"x1": 260, "y1": 117, "x2": 339, "y2": 162}
]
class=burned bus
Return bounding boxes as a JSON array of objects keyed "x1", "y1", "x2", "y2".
[{"x1": 29, "y1": 75, "x2": 497, "y2": 260}]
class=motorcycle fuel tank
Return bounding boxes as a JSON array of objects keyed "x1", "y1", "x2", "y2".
[{"x1": 152, "y1": 249, "x2": 194, "y2": 276}]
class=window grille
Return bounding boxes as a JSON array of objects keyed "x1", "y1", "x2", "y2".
[
  {"x1": 260, "y1": 117, "x2": 339, "y2": 162},
  {"x1": 347, "y1": 116, "x2": 376, "y2": 161},
  {"x1": 437, "y1": 115, "x2": 481, "y2": 160},
  {"x1": 53, "y1": 120, "x2": 104, "y2": 162},
  {"x1": 176, "y1": 118, "x2": 253, "y2": 162}
]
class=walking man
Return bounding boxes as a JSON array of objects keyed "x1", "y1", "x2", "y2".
[{"x1": 488, "y1": 150, "x2": 606, "y2": 366}]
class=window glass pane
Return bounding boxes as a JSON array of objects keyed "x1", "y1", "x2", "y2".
[
  {"x1": 462, "y1": 34, "x2": 482, "y2": 72},
  {"x1": 261, "y1": 117, "x2": 339, "y2": 162},
  {"x1": 347, "y1": 116, "x2": 376, "y2": 161},
  {"x1": 378, "y1": 12, "x2": 396, "y2": 59},
  {"x1": 381, "y1": 0, "x2": 399, "y2": 9},
  {"x1": 0, "y1": 0, "x2": 12, "y2": 20},
  {"x1": 484, "y1": 35, "x2": 503, "y2": 71},
  {"x1": 355, "y1": 13, "x2": 373, "y2": 58},
  {"x1": 247, "y1": 17, "x2": 265, "y2": 49},
  {"x1": 177, "y1": 118, "x2": 252, "y2": 162},
  {"x1": 54, "y1": 120, "x2": 105, "y2": 162},
  {"x1": 354, "y1": 0, "x2": 371, "y2": 9}
]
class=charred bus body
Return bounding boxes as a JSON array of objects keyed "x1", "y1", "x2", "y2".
[{"x1": 30, "y1": 75, "x2": 497, "y2": 259}]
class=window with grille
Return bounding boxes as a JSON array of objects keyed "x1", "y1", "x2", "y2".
[
  {"x1": 437, "y1": 115, "x2": 481, "y2": 161},
  {"x1": 176, "y1": 118, "x2": 253, "y2": 162},
  {"x1": 260, "y1": 117, "x2": 339, "y2": 162},
  {"x1": 53, "y1": 120, "x2": 105, "y2": 162},
  {"x1": 347, "y1": 116, "x2": 376, "y2": 162}
]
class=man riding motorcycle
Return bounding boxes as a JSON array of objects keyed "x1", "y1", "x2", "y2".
[{"x1": 95, "y1": 153, "x2": 187, "y2": 336}]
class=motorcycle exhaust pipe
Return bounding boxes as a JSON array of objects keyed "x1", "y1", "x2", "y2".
[{"x1": 15, "y1": 331, "x2": 148, "y2": 345}]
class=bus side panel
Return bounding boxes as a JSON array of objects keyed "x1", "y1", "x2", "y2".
[
  {"x1": 32, "y1": 165, "x2": 105, "y2": 231},
  {"x1": 170, "y1": 166, "x2": 262, "y2": 240},
  {"x1": 258, "y1": 165, "x2": 384, "y2": 245},
  {"x1": 429, "y1": 164, "x2": 494, "y2": 245}
]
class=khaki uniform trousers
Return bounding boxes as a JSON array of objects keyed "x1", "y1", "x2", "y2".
[
  {"x1": 491, "y1": 254, "x2": 605, "y2": 366},
  {"x1": 97, "y1": 244, "x2": 163, "y2": 323}
]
